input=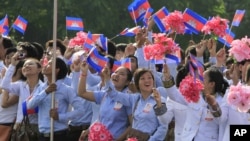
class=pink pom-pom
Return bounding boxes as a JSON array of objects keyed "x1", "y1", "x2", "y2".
[
  {"x1": 227, "y1": 84, "x2": 250, "y2": 113},
  {"x1": 229, "y1": 36, "x2": 250, "y2": 62},
  {"x1": 127, "y1": 137, "x2": 138, "y2": 141},
  {"x1": 201, "y1": 16, "x2": 229, "y2": 37},
  {"x1": 179, "y1": 75, "x2": 203, "y2": 103},
  {"x1": 88, "y1": 122, "x2": 113, "y2": 141},
  {"x1": 68, "y1": 31, "x2": 88, "y2": 48},
  {"x1": 163, "y1": 10, "x2": 185, "y2": 34}
]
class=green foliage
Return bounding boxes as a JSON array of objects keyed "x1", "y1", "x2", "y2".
[{"x1": 0, "y1": 0, "x2": 249, "y2": 50}]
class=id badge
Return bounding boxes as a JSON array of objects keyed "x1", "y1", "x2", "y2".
[
  {"x1": 114, "y1": 102, "x2": 123, "y2": 110},
  {"x1": 205, "y1": 110, "x2": 214, "y2": 121},
  {"x1": 143, "y1": 103, "x2": 152, "y2": 113}
]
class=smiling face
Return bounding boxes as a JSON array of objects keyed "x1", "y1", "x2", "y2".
[
  {"x1": 134, "y1": 69, "x2": 154, "y2": 94},
  {"x1": 22, "y1": 59, "x2": 41, "y2": 77},
  {"x1": 111, "y1": 67, "x2": 131, "y2": 91}
]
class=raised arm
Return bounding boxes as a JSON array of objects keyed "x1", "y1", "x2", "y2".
[{"x1": 78, "y1": 61, "x2": 95, "y2": 101}]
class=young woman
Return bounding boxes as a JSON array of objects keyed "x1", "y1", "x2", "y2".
[
  {"x1": 27, "y1": 58, "x2": 83, "y2": 141},
  {"x1": 1, "y1": 54, "x2": 44, "y2": 139},
  {"x1": 78, "y1": 61, "x2": 133, "y2": 141},
  {"x1": 102, "y1": 67, "x2": 184, "y2": 141},
  {"x1": 154, "y1": 65, "x2": 229, "y2": 141}
]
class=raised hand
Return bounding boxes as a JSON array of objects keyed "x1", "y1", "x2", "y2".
[
  {"x1": 162, "y1": 63, "x2": 171, "y2": 80},
  {"x1": 152, "y1": 88, "x2": 162, "y2": 108},
  {"x1": 196, "y1": 40, "x2": 207, "y2": 57},
  {"x1": 45, "y1": 83, "x2": 57, "y2": 94},
  {"x1": 207, "y1": 38, "x2": 217, "y2": 57},
  {"x1": 80, "y1": 60, "x2": 89, "y2": 74}
]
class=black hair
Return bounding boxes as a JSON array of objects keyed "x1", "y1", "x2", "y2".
[
  {"x1": 116, "y1": 43, "x2": 127, "y2": 52},
  {"x1": 133, "y1": 68, "x2": 154, "y2": 92},
  {"x1": 13, "y1": 60, "x2": 26, "y2": 81},
  {"x1": 31, "y1": 42, "x2": 44, "y2": 60},
  {"x1": 17, "y1": 42, "x2": 39, "y2": 60},
  {"x1": 205, "y1": 67, "x2": 229, "y2": 95},
  {"x1": 5, "y1": 47, "x2": 17, "y2": 57},
  {"x1": 46, "y1": 39, "x2": 66, "y2": 55},
  {"x1": 106, "y1": 55, "x2": 116, "y2": 71},
  {"x1": 126, "y1": 55, "x2": 138, "y2": 69},
  {"x1": 2, "y1": 37, "x2": 14, "y2": 49},
  {"x1": 56, "y1": 57, "x2": 68, "y2": 80},
  {"x1": 107, "y1": 40, "x2": 117, "y2": 57}
]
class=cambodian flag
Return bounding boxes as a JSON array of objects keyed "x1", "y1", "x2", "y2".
[
  {"x1": 183, "y1": 8, "x2": 207, "y2": 34},
  {"x1": 23, "y1": 96, "x2": 38, "y2": 115},
  {"x1": 232, "y1": 10, "x2": 245, "y2": 27},
  {"x1": 119, "y1": 26, "x2": 141, "y2": 36},
  {"x1": 121, "y1": 58, "x2": 131, "y2": 70},
  {"x1": 189, "y1": 53, "x2": 204, "y2": 81},
  {"x1": 66, "y1": 16, "x2": 84, "y2": 31},
  {"x1": 112, "y1": 58, "x2": 131, "y2": 72},
  {"x1": 165, "y1": 49, "x2": 181, "y2": 64},
  {"x1": 218, "y1": 29, "x2": 235, "y2": 47},
  {"x1": 12, "y1": 15, "x2": 28, "y2": 35},
  {"x1": 87, "y1": 48, "x2": 109, "y2": 72},
  {"x1": 0, "y1": 15, "x2": 9, "y2": 36},
  {"x1": 92, "y1": 34, "x2": 107, "y2": 51},
  {"x1": 153, "y1": 7, "x2": 169, "y2": 33},
  {"x1": 128, "y1": 0, "x2": 151, "y2": 23},
  {"x1": 83, "y1": 32, "x2": 95, "y2": 51},
  {"x1": 143, "y1": 8, "x2": 154, "y2": 27}
]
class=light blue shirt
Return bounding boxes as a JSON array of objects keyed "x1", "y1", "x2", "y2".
[
  {"x1": 108, "y1": 88, "x2": 167, "y2": 141},
  {"x1": 27, "y1": 79, "x2": 83, "y2": 133},
  {"x1": 69, "y1": 71, "x2": 92, "y2": 126},
  {"x1": 93, "y1": 89, "x2": 132, "y2": 140}
]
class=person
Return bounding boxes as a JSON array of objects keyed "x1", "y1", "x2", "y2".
[
  {"x1": 154, "y1": 64, "x2": 229, "y2": 141},
  {"x1": 16, "y1": 42, "x2": 40, "y2": 60},
  {"x1": 115, "y1": 43, "x2": 127, "y2": 60},
  {"x1": 27, "y1": 57, "x2": 83, "y2": 141},
  {"x1": 45, "y1": 39, "x2": 66, "y2": 61},
  {"x1": 0, "y1": 35, "x2": 13, "y2": 61},
  {"x1": 1, "y1": 56, "x2": 44, "y2": 140},
  {"x1": 0, "y1": 49, "x2": 24, "y2": 141},
  {"x1": 78, "y1": 61, "x2": 133, "y2": 141},
  {"x1": 104, "y1": 68, "x2": 184, "y2": 141},
  {"x1": 219, "y1": 37, "x2": 250, "y2": 141}
]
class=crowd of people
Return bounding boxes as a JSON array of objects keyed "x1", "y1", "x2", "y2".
[{"x1": 0, "y1": 18, "x2": 249, "y2": 141}]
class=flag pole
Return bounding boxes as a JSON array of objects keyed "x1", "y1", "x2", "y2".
[
  {"x1": 51, "y1": 0, "x2": 57, "y2": 140},
  {"x1": 132, "y1": 8, "x2": 137, "y2": 26},
  {"x1": 109, "y1": 34, "x2": 119, "y2": 40}
]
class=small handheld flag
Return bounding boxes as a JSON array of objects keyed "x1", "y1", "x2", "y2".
[
  {"x1": 153, "y1": 7, "x2": 169, "y2": 33},
  {"x1": 66, "y1": 16, "x2": 84, "y2": 31},
  {"x1": 87, "y1": 48, "x2": 109, "y2": 72},
  {"x1": 119, "y1": 26, "x2": 141, "y2": 37},
  {"x1": 0, "y1": 14, "x2": 9, "y2": 36},
  {"x1": 12, "y1": 15, "x2": 28, "y2": 35},
  {"x1": 128, "y1": 0, "x2": 151, "y2": 23},
  {"x1": 232, "y1": 10, "x2": 245, "y2": 27},
  {"x1": 183, "y1": 8, "x2": 207, "y2": 34}
]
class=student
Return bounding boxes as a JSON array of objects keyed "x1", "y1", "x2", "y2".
[
  {"x1": 27, "y1": 58, "x2": 83, "y2": 141},
  {"x1": 78, "y1": 61, "x2": 132, "y2": 141}
]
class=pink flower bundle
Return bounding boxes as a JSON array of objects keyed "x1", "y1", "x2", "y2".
[
  {"x1": 143, "y1": 33, "x2": 179, "y2": 61},
  {"x1": 163, "y1": 10, "x2": 186, "y2": 34},
  {"x1": 228, "y1": 36, "x2": 250, "y2": 62},
  {"x1": 68, "y1": 31, "x2": 88, "y2": 48},
  {"x1": 201, "y1": 16, "x2": 229, "y2": 37},
  {"x1": 227, "y1": 84, "x2": 250, "y2": 113},
  {"x1": 88, "y1": 122, "x2": 113, "y2": 141},
  {"x1": 179, "y1": 75, "x2": 204, "y2": 103},
  {"x1": 127, "y1": 137, "x2": 138, "y2": 141}
]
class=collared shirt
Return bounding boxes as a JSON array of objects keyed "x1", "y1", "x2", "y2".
[
  {"x1": 93, "y1": 88, "x2": 132, "y2": 140},
  {"x1": 108, "y1": 87, "x2": 167, "y2": 141},
  {"x1": 1, "y1": 65, "x2": 41, "y2": 124},
  {"x1": 27, "y1": 79, "x2": 83, "y2": 133},
  {"x1": 69, "y1": 71, "x2": 92, "y2": 126}
]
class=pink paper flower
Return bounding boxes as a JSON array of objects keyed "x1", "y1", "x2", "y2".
[
  {"x1": 227, "y1": 84, "x2": 250, "y2": 113},
  {"x1": 201, "y1": 16, "x2": 229, "y2": 37},
  {"x1": 229, "y1": 36, "x2": 250, "y2": 62},
  {"x1": 88, "y1": 122, "x2": 113, "y2": 141},
  {"x1": 68, "y1": 31, "x2": 88, "y2": 48},
  {"x1": 127, "y1": 137, "x2": 138, "y2": 141},
  {"x1": 179, "y1": 75, "x2": 204, "y2": 103},
  {"x1": 163, "y1": 10, "x2": 186, "y2": 34}
]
